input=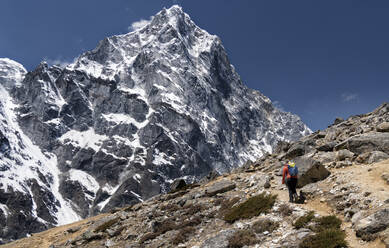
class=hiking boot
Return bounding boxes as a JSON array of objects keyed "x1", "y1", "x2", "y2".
[{"x1": 292, "y1": 193, "x2": 298, "y2": 203}]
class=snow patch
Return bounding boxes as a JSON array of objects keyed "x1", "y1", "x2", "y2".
[
  {"x1": 68, "y1": 169, "x2": 99, "y2": 195},
  {"x1": 59, "y1": 128, "x2": 107, "y2": 151}
]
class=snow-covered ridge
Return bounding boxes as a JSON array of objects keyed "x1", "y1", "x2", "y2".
[
  {"x1": 0, "y1": 58, "x2": 27, "y2": 89},
  {"x1": 0, "y1": 85, "x2": 80, "y2": 226}
]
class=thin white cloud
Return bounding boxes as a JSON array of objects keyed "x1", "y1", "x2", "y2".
[
  {"x1": 341, "y1": 93, "x2": 358, "y2": 102},
  {"x1": 273, "y1": 100, "x2": 285, "y2": 111},
  {"x1": 128, "y1": 19, "x2": 150, "y2": 32},
  {"x1": 44, "y1": 57, "x2": 74, "y2": 68}
]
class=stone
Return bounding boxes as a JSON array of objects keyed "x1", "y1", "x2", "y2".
[
  {"x1": 301, "y1": 183, "x2": 320, "y2": 198},
  {"x1": 204, "y1": 180, "x2": 236, "y2": 196},
  {"x1": 169, "y1": 179, "x2": 187, "y2": 192},
  {"x1": 198, "y1": 170, "x2": 221, "y2": 184},
  {"x1": 356, "y1": 152, "x2": 371, "y2": 163},
  {"x1": 285, "y1": 143, "x2": 306, "y2": 159},
  {"x1": 279, "y1": 228, "x2": 313, "y2": 248},
  {"x1": 377, "y1": 122, "x2": 389, "y2": 132},
  {"x1": 317, "y1": 141, "x2": 337, "y2": 152},
  {"x1": 314, "y1": 151, "x2": 336, "y2": 164},
  {"x1": 89, "y1": 215, "x2": 120, "y2": 233},
  {"x1": 336, "y1": 149, "x2": 355, "y2": 161},
  {"x1": 335, "y1": 133, "x2": 389, "y2": 154},
  {"x1": 293, "y1": 156, "x2": 331, "y2": 188},
  {"x1": 105, "y1": 239, "x2": 115, "y2": 247},
  {"x1": 200, "y1": 229, "x2": 236, "y2": 248},
  {"x1": 82, "y1": 230, "x2": 103, "y2": 242},
  {"x1": 334, "y1": 117, "x2": 344, "y2": 125},
  {"x1": 368, "y1": 151, "x2": 389, "y2": 164},
  {"x1": 351, "y1": 211, "x2": 365, "y2": 226},
  {"x1": 355, "y1": 208, "x2": 389, "y2": 236},
  {"x1": 67, "y1": 226, "x2": 81, "y2": 233}
]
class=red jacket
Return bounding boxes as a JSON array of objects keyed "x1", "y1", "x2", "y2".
[{"x1": 282, "y1": 164, "x2": 298, "y2": 184}]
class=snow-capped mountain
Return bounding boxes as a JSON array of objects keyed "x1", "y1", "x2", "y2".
[{"x1": 0, "y1": 5, "x2": 310, "y2": 243}]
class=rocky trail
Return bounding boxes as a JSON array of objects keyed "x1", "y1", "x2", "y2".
[
  {"x1": 2, "y1": 159, "x2": 388, "y2": 248},
  {"x1": 271, "y1": 159, "x2": 389, "y2": 248}
]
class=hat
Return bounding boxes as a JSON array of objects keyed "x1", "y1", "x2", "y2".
[{"x1": 288, "y1": 161, "x2": 296, "y2": 167}]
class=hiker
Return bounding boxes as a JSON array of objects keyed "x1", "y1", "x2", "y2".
[{"x1": 282, "y1": 161, "x2": 298, "y2": 203}]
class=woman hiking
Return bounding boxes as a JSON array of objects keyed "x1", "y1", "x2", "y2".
[{"x1": 282, "y1": 161, "x2": 298, "y2": 203}]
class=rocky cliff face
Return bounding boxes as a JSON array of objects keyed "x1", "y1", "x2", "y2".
[{"x1": 0, "y1": 5, "x2": 310, "y2": 243}]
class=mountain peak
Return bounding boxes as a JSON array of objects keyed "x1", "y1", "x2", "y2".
[
  {"x1": 0, "y1": 58, "x2": 27, "y2": 90},
  {"x1": 71, "y1": 5, "x2": 217, "y2": 80}
]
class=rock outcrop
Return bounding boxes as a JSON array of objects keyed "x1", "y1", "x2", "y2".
[{"x1": 252, "y1": 102, "x2": 389, "y2": 187}]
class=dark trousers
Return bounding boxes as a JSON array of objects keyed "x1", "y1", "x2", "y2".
[{"x1": 286, "y1": 178, "x2": 298, "y2": 202}]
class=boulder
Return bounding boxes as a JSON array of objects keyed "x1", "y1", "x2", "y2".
[
  {"x1": 199, "y1": 170, "x2": 221, "y2": 184},
  {"x1": 169, "y1": 179, "x2": 187, "y2": 192},
  {"x1": 316, "y1": 141, "x2": 337, "y2": 152},
  {"x1": 314, "y1": 151, "x2": 336, "y2": 164},
  {"x1": 334, "y1": 117, "x2": 344, "y2": 125},
  {"x1": 336, "y1": 149, "x2": 355, "y2": 161},
  {"x1": 204, "y1": 180, "x2": 236, "y2": 196},
  {"x1": 335, "y1": 133, "x2": 389, "y2": 154},
  {"x1": 89, "y1": 215, "x2": 120, "y2": 233},
  {"x1": 279, "y1": 228, "x2": 313, "y2": 248},
  {"x1": 352, "y1": 211, "x2": 366, "y2": 226},
  {"x1": 293, "y1": 156, "x2": 331, "y2": 188},
  {"x1": 355, "y1": 208, "x2": 389, "y2": 237},
  {"x1": 285, "y1": 143, "x2": 306, "y2": 159},
  {"x1": 368, "y1": 151, "x2": 389, "y2": 164},
  {"x1": 274, "y1": 140, "x2": 291, "y2": 154},
  {"x1": 200, "y1": 229, "x2": 236, "y2": 248},
  {"x1": 249, "y1": 174, "x2": 271, "y2": 189},
  {"x1": 377, "y1": 122, "x2": 389, "y2": 133},
  {"x1": 356, "y1": 152, "x2": 371, "y2": 164}
]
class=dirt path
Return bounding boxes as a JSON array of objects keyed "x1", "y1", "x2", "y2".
[{"x1": 271, "y1": 159, "x2": 389, "y2": 248}]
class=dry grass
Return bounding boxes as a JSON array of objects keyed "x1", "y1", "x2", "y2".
[
  {"x1": 139, "y1": 218, "x2": 176, "y2": 243},
  {"x1": 160, "y1": 203, "x2": 181, "y2": 212},
  {"x1": 252, "y1": 218, "x2": 279, "y2": 234},
  {"x1": 139, "y1": 214, "x2": 202, "y2": 244},
  {"x1": 293, "y1": 211, "x2": 315, "y2": 229},
  {"x1": 170, "y1": 226, "x2": 196, "y2": 245},
  {"x1": 183, "y1": 204, "x2": 204, "y2": 216},
  {"x1": 278, "y1": 203, "x2": 293, "y2": 217},
  {"x1": 313, "y1": 215, "x2": 342, "y2": 232},
  {"x1": 228, "y1": 229, "x2": 258, "y2": 248},
  {"x1": 223, "y1": 193, "x2": 277, "y2": 223},
  {"x1": 217, "y1": 197, "x2": 240, "y2": 218},
  {"x1": 299, "y1": 228, "x2": 347, "y2": 248},
  {"x1": 299, "y1": 215, "x2": 347, "y2": 248}
]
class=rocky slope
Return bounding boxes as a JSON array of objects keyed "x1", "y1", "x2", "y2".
[
  {"x1": 2, "y1": 104, "x2": 388, "y2": 248},
  {"x1": 0, "y1": 5, "x2": 311, "y2": 244}
]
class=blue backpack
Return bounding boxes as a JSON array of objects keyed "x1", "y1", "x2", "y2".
[{"x1": 288, "y1": 165, "x2": 298, "y2": 176}]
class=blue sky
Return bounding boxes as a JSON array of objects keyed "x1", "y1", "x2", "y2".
[{"x1": 0, "y1": 0, "x2": 388, "y2": 131}]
